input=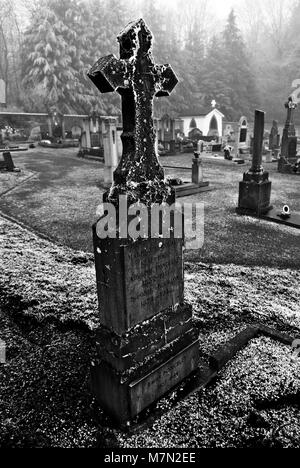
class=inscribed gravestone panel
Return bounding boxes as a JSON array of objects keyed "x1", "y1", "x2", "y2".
[{"x1": 123, "y1": 239, "x2": 184, "y2": 328}]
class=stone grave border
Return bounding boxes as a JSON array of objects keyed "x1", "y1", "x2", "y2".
[{"x1": 118, "y1": 323, "x2": 296, "y2": 433}]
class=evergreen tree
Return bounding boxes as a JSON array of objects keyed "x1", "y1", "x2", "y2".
[
  {"x1": 22, "y1": 0, "x2": 94, "y2": 113},
  {"x1": 221, "y1": 9, "x2": 260, "y2": 120},
  {"x1": 19, "y1": 1, "x2": 265, "y2": 120},
  {"x1": 201, "y1": 35, "x2": 230, "y2": 116},
  {"x1": 85, "y1": 0, "x2": 132, "y2": 114}
]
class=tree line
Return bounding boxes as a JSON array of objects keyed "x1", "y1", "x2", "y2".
[{"x1": 1, "y1": 0, "x2": 300, "y2": 123}]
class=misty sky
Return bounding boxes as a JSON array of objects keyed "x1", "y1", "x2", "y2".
[{"x1": 160, "y1": 0, "x2": 238, "y2": 18}]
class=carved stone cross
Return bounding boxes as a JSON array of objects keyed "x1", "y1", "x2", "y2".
[
  {"x1": 88, "y1": 19, "x2": 178, "y2": 205},
  {"x1": 285, "y1": 96, "x2": 297, "y2": 122},
  {"x1": 284, "y1": 96, "x2": 297, "y2": 137}
]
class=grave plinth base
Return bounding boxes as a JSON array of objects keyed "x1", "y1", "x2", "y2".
[
  {"x1": 237, "y1": 172, "x2": 272, "y2": 216},
  {"x1": 92, "y1": 227, "x2": 200, "y2": 423},
  {"x1": 174, "y1": 182, "x2": 211, "y2": 198},
  {"x1": 95, "y1": 303, "x2": 195, "y2": 372},
  {"x1": 278, "y1": 157, "x2": 299, "y2": 174},
  {"x1": 281, "y1": 135, "x2": 297, "y2": 162},
  {"x1": 91, "y1": 335, "x2": 199, "y2": 424}
]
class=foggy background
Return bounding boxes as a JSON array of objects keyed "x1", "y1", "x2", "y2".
[{"x1": 0, "y1": 0, "x2": 299, "y2": 123}]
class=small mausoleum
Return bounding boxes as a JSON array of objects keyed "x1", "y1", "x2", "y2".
[{"x1": 180, "y1": 101, "x2": 224, "y2": 139}]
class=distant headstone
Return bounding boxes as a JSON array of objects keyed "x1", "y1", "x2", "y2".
[
  {"x1": 0, "y1": 79, "x2": 6, "y2": 105},
  {"x1": 78, "y1": 112, "x2": 105, "y2": 160},
  {"x1": 71, "y1": 126, "x2": 82, "y2": 139},
  {"x1": 88, "y1": 18, "x2": 199, "y2": 424},
  {"x1": 0, "y1": 151, "x2": 19, "y2": 172},
  {"x1": 269, "y1": 120, "x2": 280, "y2": 152},
  {"x1": 237, "y1": 110, "x2": 272, "y2": 216},
  {"x1": 192, "y1": 153, "x2": 203, "y2": 184},
  {"x1": 238, "y1": 117, "x2": 248, "y2": 145},
  {"x1": 278, "y1": 97, "x2": 298, "y2": 173},
  {"x1": 48, "y1": 107, "x2": 65, "y2": 140},
  {"x1": 158, "y1": 114, "x2": 176, "y2": 154},
  {"x1": 29, "y1": 126, "x2": 42, "y2": 141}
]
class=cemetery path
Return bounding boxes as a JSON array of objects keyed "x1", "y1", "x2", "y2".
[
  {"x1": 0, "y1": 215, "x2": 299, "y2": 448},
  {"x1": 0, "y1": 147, "x2": 105, "y2": 252},
  {"x1": 0, "y1": 149, "x2": 299, "y2": 267}
]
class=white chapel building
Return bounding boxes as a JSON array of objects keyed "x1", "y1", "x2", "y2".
[{"x1": 180, "y1": 101, "x2": 224, "y2": 139}]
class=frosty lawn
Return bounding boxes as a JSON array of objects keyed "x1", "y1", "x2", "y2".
[
  {"x1": 0, "y1": 148, "x2": 299, "y2": 268},
  {"x1": 0, "y1": 215, "x2": 299, "y2": 447}
]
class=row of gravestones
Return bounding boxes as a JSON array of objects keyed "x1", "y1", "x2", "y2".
[
  {"x1": 237, "y1": 104, "x2": 300, "y2": 226},
  {"x1": 225, "y1": 103, "x2": 299, "y2": 173}
]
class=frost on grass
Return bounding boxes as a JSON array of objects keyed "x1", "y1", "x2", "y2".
[
  {"x1": 0, "y1": 216, "x2": 99, "y2": 330},
  {"x1": 0, "y1": 170, "x2": 35, "y2": 196},
  {"x1": 118, "y1": 337, "x2": 300, "y2": 448},
  {"x1": 185, "y1": 262, "x2": 300, "y2": 349},
  {"x1": 0, "y1": 215, "x2": 300, "y2": 447}
]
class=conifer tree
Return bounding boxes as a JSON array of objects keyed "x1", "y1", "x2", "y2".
[{"x1": 221, "y1": 9, "x2": 260, "y2": 120}]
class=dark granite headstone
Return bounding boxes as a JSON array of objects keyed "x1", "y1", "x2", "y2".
[
  {"x1": 0, "y1": 151, "x2": 17, "y2": 172},
  {"x1": 88, "y1": 19, "x2": 199, "y2": 424},
  {"x1": 237, "y1": 110, "x2": 272, "y2": 216}
]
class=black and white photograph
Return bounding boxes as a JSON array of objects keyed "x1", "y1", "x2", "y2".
[{"x1": 0, "y1": 0, "x2": 300, "y2": 452}]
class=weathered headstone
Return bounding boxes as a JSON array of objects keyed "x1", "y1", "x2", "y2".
[
  {"x1": 237, "y1": 110, "x2": 272, "y2": 215},
  {"x1": 0, "y1": 151, "x2": 19, "y2": 172},
  {"x1": 269, "y1": 120, "x2": 280, "y2": 152},
  {"x1": 29, "y1": 126, "x2": 42, "y2": 141},
  {"x1": 237, "y1": 116, "x2": 249, "y2": 155},
  {"x1": 157, "y1": 114, "x2": 176, "y2": 154},
  {"x1": 174, "y1": 151, "x2": 210, "y2": 198},
  {"x1": 239, "y1": 117, "x2": 248, "y2": 145},
  {"x1": 102, "y1": 117, "x2": 119, "y2": 186},
  {"x1": 79, "y1": 112, "x2": 103, "y2": 159},
  {"x1": 0, "y1": 79, "x2": 6, "y2": 107},
  {"x1": 47, "y1": 107, "x2": 65, "y2": 140},
  {"x1": 278, "y1": 97, "x2": 298, "y2": 173},
  {"x1": 88, "y1": 19, "x2": 200, "y2": 424},
  {"x1": 71, "y1": 125, "x2": 82, "y2": 139},
  {"x1": 192, "y1": 153, "x2": 203, "y2": 185}
]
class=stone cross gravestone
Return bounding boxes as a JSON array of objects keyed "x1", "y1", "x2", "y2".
[
  {"x1": 88, "y1": 19, "x2": 200, "y2": 424},
  {"x1": 279, "y1": 97, "x2": 298, "y2": 173},
  {"x1": 88, "y1": 19, "x2": 178, "y2": 206},
  {"x1": 237, "y1": 110, "x2": 272, "y2": 216}
]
